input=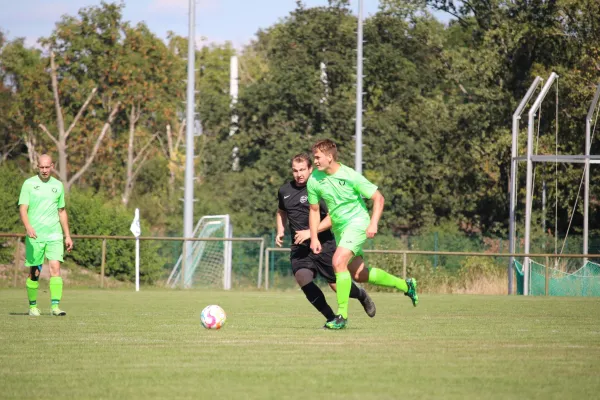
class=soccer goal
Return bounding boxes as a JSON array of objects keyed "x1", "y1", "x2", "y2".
[{"x1": 166, "y1": 215, "x2": 233, "y2": 289}]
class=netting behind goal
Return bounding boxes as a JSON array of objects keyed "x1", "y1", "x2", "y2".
[
  {"x1": 514, "y1": 260, "x2": 600, "y2": 296},
  {"x1": 166, "y1": 215, "x2": 232, "y2": 289}
]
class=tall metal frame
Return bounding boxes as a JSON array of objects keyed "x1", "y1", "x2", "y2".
[
  {"x1": 510, "y1": 73, "x2": 600, "y2": 295},
  {"x1": 508, "y1": 76, "x2": 542, "y2": 294}
]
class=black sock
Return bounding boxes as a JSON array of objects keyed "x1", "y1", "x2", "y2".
[
  {"x1": 349, "y1": 282, "x2": 365, "y2": 300},
  {"x1": 301, "y1": 282, "x2": 336, "y2": 321}
]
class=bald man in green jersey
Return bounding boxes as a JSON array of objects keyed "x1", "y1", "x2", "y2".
[
  {"x1": 307, "y1": 139, "x2": 418, "y2": 330},
  {"x1": 19, "y1": 154, "x2": 73, "y2": 316}
]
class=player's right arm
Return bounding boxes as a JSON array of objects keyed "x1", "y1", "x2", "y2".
[
  {"x1": 276, "y1": 188, "x2": 287, "y2": 247},
  {"x1": 19, "y1": 204, "x2": 36, "y2": 239},
  {"x1": 276, "y1": 208, "x2": 287, "y2": 247},
  {"x1": 307, "y1": 177, "x2": 322, "y2": 254},
  {"x1": 18, "y1": 182, "x2": 36, "y2": 239},
  {"x1": 309, "y1": 204, "x2": 322, "y2": 254}
]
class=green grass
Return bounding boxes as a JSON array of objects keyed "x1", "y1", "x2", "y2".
[{"x1": 1, "y1": 289, "x2": 599, "y2": 400}]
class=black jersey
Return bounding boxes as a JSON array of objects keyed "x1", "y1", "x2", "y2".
[{"x1": 278, "y1": 180, "x2": 335, "y2": 248}]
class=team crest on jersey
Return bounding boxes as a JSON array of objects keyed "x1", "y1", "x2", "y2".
[
  {"x1": 300, "y1": 195, "x2": 308, "y2": 203},
  {"x1": 52, "y1": 188, "x2": 57, "y2": 193}
]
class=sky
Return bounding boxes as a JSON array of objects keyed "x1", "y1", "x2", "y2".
[{"x1": 0, "y1": 0, "x2": 451, "y2": 49}]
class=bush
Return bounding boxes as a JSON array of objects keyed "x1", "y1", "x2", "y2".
[
  {"x1": 0, "y1": 164, "x2": 26, "y2": 263},
  {"x1": 410, "y1": 221, "x2": 484, "y2": 271},
  {"x1": 67, "y1": 189, "x2": 166, "y2": 283}
]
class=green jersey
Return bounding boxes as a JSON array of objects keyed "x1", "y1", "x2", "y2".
[
  {"x1": 18, "y1": 176, "x2": 66, "y2": 242},
  {"x1": 307, "y1": 163, "x2": 378, "y2": 231}
]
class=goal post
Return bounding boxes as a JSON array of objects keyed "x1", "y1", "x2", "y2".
[{"x1": 167, "y1": 215, "x2": 233, "y2": 289}]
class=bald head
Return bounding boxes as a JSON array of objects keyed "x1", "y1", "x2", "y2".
[
  {"x1": 38, "y1": 154, "x2": 53, "y2": 166},
  {"x1": 37, "y1": 154, "x2": 54, "y2": 181}
]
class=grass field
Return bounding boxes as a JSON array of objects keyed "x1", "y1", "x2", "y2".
[{"x1": 1, "y1": 289, "x2": 599, "y2": 400}]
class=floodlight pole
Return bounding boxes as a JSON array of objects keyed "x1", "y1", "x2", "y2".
[
  {"x1": 354, "y1": 0, "x2": 364, "y2": 174},
  {"x1": 509, "y1": 76, "x2": 542, "y2": 295},
  {"x1": 182, "y1": 0, "x2": 196, "y2": 289}
]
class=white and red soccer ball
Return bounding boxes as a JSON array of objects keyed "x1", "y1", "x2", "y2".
[{"x1": 200, "y1": 305, "x2": 226, "y2": 330}]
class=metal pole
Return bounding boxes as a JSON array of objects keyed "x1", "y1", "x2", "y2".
[
  {"x1": 223, "y1": 215, "x2": 232, "y2": 290},
  {"x1": 100, "y1": 238, "x2": 106, "y2": 288},
  {"x1": 509, "y1": 76, "x2": 542, "y2": 295},
  {"x1": 542, "y1": 180, "x2": 546, "y2": 249},
  {"x1": 258, "y1": 238, "x2": 265, "y2": 289},
  {"x1": 135, "y1": 237, "x2": 140, "y2": 292},
  {"x1": 525, "y1": 72, "x2": 558, "y2": 296},
  {"x1": 13, "y1": 238, "x2": 21, "y2": 288},
  {"x1": 584, "y1": 83, "x2": 600, "y2": 264},
  {"x1": 182, "y1": 0, "x2": 196, "y2": 289},
  {"x1": 265, "y1": 248, "x2": 270, "y2": 290},
  {"x1": 545, "y1": 255, "x2": 549, "y2": 296},
  {"x1": 354, "y1": 0, "x2": 363, "y2": 174},
  {"x1": 402, "y1": 251, "x2": 407, "y2": 280}
]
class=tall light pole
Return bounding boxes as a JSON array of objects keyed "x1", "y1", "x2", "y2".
[
  {"x1": 182, "y1": 0, "x2": 196, "y2": 288},
  {"x1": 355, "y1": 0, "x2": 364, "y2": 174}
]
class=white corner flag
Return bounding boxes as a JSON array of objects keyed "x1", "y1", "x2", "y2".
[
  {"x1": 130, "y1": 208, "x2": 141, "y2": 292},
  {"x1": 130, "y1": 208, "x2": 141, "y2": 237}
]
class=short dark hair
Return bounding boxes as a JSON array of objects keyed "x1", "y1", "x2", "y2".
[
  {"x1": 291, "y1": 153, "x2": 312, "y2": 168},
  {"x1": 311, "y1": 139, "x2": 338, "y2": 161}
]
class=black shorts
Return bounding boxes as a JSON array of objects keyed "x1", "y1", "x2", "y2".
[{"x1": 290, "y1": 243, "x2": 336, "y2": 284}]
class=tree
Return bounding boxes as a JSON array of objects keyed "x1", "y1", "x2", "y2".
[{"x1": 38, "y1": 2, "x2": 126, "y2": 193}]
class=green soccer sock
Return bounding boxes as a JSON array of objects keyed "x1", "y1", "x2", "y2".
[
  {"x1": 49, "y1": 277, "x2": 63, "y2": 309},
  {"x1": 335, "y1": 271, "x2": 352, "y2": 319},
  {"x1": 26, "y1": 278, "x2": 39, "y2": 307},
  {"x1": 367, "y1": 267, "x2": 409, "y2": 293}
]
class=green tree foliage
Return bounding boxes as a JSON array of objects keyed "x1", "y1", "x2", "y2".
[{"x1": 3, "y1": 0, "x2": 600, "y2": 281}]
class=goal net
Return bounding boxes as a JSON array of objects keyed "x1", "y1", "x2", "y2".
[
  {"x1": 514, "y1": 259, "x2": 600, "y2": 296},
  {"x1": 166, "y1": 215, "x2": 233, "y2": 289}
]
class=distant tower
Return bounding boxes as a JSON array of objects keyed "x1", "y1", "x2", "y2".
[{"x1": 230, "y1": 55, "x2": 240, "y2": 171}]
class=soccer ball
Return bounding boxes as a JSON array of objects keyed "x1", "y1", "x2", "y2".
[{"x1": 200, "y1": 305, "x2": 226, "y2": 330}]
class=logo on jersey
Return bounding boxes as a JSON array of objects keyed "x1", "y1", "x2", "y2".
[
  {"x1": 52, "y1": 188, "x2": 57, "y2": 193},
  {"x1": 33, "y1": 185, "x2": 40, "y2": 190},
  {"x1": 300, "y1": 195, "x2": 308, "y2": 203},
  {"x1": 338, "y1": 179, "x2": 346, "y2": 186},
  {"x1": 284, "y1": 195, "x2": 291, "y2": 199}
]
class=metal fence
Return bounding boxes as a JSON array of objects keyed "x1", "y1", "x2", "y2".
[
  {"x1": 0, "y1": 233, "x2": 264, "y2": 289},
  {"x1": 2, "y1": 232, "x2": 600, "y2": 296}
]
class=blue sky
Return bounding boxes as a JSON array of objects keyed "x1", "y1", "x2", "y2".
[{"x1": 0, "y1": 0, "x2": 450, "y2": 48}]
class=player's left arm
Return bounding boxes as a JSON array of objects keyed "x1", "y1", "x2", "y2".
[
  {"x1": 366, "y1": 190, "x2": 385, "y2": 239},
  {"x1": 58, "y1": 208, "x2": 73, "y2": 252},
  {"x1": 352, "y1": 170, "x2": 382, "y2": 239},
  {"x1": 56, "y1": 186, "x2": 72, "y2": 252}
]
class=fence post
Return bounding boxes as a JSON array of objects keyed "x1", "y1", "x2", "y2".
[
  {"x1": 13, "y1": 237, "x2": 21, "y2": 288},
  {"x1": 545, "y1": 256, "x2": 549, "y2": 296},
  {"x1": 181, "y1": 241, "x2": 187, "y2": 289},
  {"x1": 434, "y1": 232, "x2": 439, "y2": 269},
  {"x1": 402, "y1": 251, "x2": 407, "y2": 280},
  {"x1": 265, "y1": 249, "x2": 270, "y2": 291},
  {"x1": 100, "y1": 238, "x2": 106, "y2": 288},
  {"x1": 257, "y1": 238, "x2": 264, "y2": 289}
]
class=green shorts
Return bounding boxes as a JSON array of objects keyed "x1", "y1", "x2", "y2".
[
  {"x1": 334, "y1": 220, "x2": 369, "y2": 257},
  {"x1": 25, "y1": 238, "x2": 64, "y2": 267}
]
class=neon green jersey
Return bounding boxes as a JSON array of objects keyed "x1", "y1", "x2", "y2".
[
  {"x1": 18, "y1": 176, "x2": 66, "y2": 242},
  {"x1": 307, "y1": 163, "x2": 378, "y2": 231}
]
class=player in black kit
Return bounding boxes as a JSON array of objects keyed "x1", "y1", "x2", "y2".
[{"x1": 276, "y1": 153, "x2": 375, "y2": 325}]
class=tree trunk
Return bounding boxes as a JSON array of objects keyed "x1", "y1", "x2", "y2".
[
  {"x1": 122, "y1": 103, "x2": 157, "y2": 206},
  {"x1": 40, "y1": 50, "x2": 108, "y2": 194},
  {"x1": 122, "y1": 104, "x2": 138, "y2": 205}
]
